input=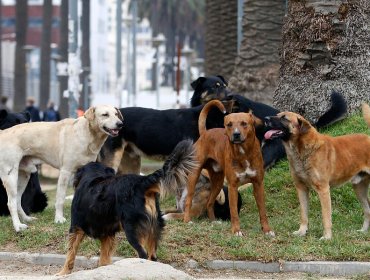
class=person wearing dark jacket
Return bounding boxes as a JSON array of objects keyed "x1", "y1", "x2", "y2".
[
  {"x1": 25, "y1": 97, "x2": 41, "y2": 122},
  {"x1": 43, "y1": 101, "x2": 61, "y2": 122}
]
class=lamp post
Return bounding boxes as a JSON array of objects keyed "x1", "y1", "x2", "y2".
[
  {"x1": 23, "y1": 45, "x2": 36, "y2": 101},
  {"x1": 152, "y1": 33, "x2": 166, "y2": 109},
  {"x1": 181, "y1": 43, "x2": 193, "y2": 106}
]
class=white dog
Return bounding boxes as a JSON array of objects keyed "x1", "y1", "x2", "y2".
[{"x1": 0, "y1": 105, "x2": 123, "y2": 231}]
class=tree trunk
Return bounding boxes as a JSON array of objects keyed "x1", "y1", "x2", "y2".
[
  {"x1": 13, "y1": 0, "x2": 28, "y2": 112},
  {"x1": 204, "y1": 0, "x2": 238, "y2": 78},
  {"x1": 58, "y1": 0, "x2": 68, "y2": 118},
  {"x1": 39, "y1": 0, "x2": 52, "y2": 111},
  {"x1": 229, "y1": 0, "x2": 285, "y2": 105},
  {"x1": 274, "y1": 0, "x2": 370, "y2": 122},
  {"x1": 80, "y1": 0, "x2": 91, "y2": 109}
]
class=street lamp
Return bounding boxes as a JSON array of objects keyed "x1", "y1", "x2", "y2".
[
  {"x1": 152, "y1": 33, "x2": 166, "y2": 109},
  {"x1": 181, "y1": 43, "x2": 194, "y2": 106}
]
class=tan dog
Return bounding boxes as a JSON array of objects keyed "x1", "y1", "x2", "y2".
[
  {"x1": 0, "y1": 105, "x2": 123, "y2": 231},
  {"x1": 184, "y1": 100, "x2": 274, "y2": 236},
  {"x1": 264, "y1": 103, "x2": 370, "y2": 239}
]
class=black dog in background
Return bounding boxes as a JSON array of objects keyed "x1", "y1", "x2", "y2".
[
  {"x1": 190, "y1": 75, "x2": 347, "y2": 168},
  {"x1": 0, "y1": 110, "x2": 47, "y2": 216},
  {"x1": 57, "y1": 140, "x2": 196, "y2": 275}
]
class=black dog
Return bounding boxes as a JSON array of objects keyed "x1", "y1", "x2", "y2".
[
  {"x1": 57, "y1": 140, "x2": 196, "y2": 275},
  {"x1": 190, "y1": 75, "x2": 347, "y2": 168},
  {"x1": 0, "y1": 110, "x2": 47, "y2": 216}
]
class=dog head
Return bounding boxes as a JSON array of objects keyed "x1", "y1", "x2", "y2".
[
  {"x1": 190, "y1": 75, "x2": 230, "y2": 107},
  {"x1": 84, "y1": 105, "x2": 124, "y2": 137},
  {"x1": 74, "y1": 162, "x2": 115, "y2": 189},
  {"x1": 224, "y1": 112, "x2": 257, "y2": 144},
  {"x1": 264, "y1": 112, "x2": 312, "y2": 142},
  {"x1": 0, "y1": 109, "x2": 30, "y2": 130}
]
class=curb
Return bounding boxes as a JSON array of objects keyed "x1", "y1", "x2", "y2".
[{"x1": 0, "y1": 252, "x2": 369, "y2": 277}]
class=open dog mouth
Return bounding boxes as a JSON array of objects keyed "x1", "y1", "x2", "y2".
[
  {"x1": 104, "y1": 127, "x2": 121, "y2": 137},
  {"x1": 264, "y1": 129, "x2": 284, "y2": 140}
]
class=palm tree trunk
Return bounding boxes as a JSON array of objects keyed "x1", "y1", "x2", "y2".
[
  {"x1": 229, "y1": 0, "x2": 285, "y2": 105},
  {"x1": 13, "y1": 0, "x2": 28, "y2": 112},
  {"x1": 274, "y1": 0, "x2": 370, "y2": 122},
  {"x1": 204, "y1": 0, "x2": 237, "y2": 78},
  {"x1": 39, "y1": 0, "x2": 52, "y2": 111},
  {"x1": 58, "y1": 0, "x2": 68, "y2": 118},
  {"x1": 80, "y1": 0, "x2": 90, "y2": 109}
]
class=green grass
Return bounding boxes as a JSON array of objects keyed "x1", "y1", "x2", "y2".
[{"x1": 0, "y1": 112, "x2": 369, "y2": 265}]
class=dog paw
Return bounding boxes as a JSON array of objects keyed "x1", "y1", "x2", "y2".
[
  {"x1": 23, "y1": 216, "x2": 37, "y2": 223},
  {"x1": 212, "y1": 220, "x2": 222, "y2": 225},
  {"x1": 15, "y1": 223, "x2": 28, "y2": 232},
  {"x1": 162, "y1": 214, "x2": 171, "y2": 221},
  {"x1": 292, "y1": 229, "x2": 307, "y2": 236},
  {"x1": 54, "y1": 216, "x2": 66, "y2": 224},
  {"x1": 265, "y1": 231, "x2": 275, "y2": 237},
  {"x1": 234, "y1": 231, "x2": 243, "y2": 237},
  {"x1": 319, "y1": 234, "x2": 332, "y2": 240},
  {"x1": 356, "y1": 228, "x2": 368, "y2": 233}
]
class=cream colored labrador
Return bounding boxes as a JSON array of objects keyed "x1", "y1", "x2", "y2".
[{"x1": 0, "y1": 105, "x2": 123, "y2": 231}]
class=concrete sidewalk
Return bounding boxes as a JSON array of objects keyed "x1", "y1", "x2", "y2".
[{"x1": 0, "y1": 252, "x2": 369, "y2": 279}]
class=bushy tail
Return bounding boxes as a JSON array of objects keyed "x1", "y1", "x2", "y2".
[
  {"x1": 362, "y1": 103, "x2": 370, "y2": 128},
  {"x1": 315, "y1": 91, "x2": 347, "y2": 128},
  {"x1": 198, "y1": 100, "x2": 226, "y2": 135}
]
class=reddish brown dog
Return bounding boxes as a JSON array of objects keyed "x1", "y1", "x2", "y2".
[
  {"x1": 264, "y1": 103, "x2": 370, "y2": 239},
  {"x1": 184, "y1": 100, "x2": 274, "y2": 236}
]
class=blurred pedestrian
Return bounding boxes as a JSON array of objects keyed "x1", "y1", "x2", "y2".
[
  {"x1": 43, "y1": 101, "x2": 61, "y2": 122},
  {"x1": 76, "y1": 106, "x2": 84, "y2": 117},
  {"x1": 25, "y1": 97, "x2": 41, "y2": 122},
  {"x1": 0, "y1": 95, "x2": 11, "y2": 112}
]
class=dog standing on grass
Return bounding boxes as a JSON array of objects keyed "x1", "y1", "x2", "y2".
[
  {"x1": 0, "y1": 105, "x2": 123, "y2": 232},
  {"x1": 57, "y1": 140, "x2": 196, "y2": 275},
  {"x1": 264, "y1": 103, "x2": 370, "y2": 239},
  {"x1": 184, "y1": 100, "x2": 274, "y2": 237}
]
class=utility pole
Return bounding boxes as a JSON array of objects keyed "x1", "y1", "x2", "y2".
[{"x1": 66, "y1": 0, "x2": 80, "y2": 118}]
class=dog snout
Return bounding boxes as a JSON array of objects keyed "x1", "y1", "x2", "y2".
[
  {"x1": 233, "y1": 131, "x2": 241, "y2": 140},
  {"x1": 116, "y1": 121, "x2": 123, "y2": 129}
]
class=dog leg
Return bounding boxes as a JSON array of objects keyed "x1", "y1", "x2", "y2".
[
  {"x1": 17, "y1": 171, "x2": 36, "y2": 223},
  {"x1": 228, "y1": 183, "x2": 243, "y2": 236},
  {"x1": 252, "y1": 180, "x2": 274, "y2": 236},
  {"x1": 184, "y1": 168, "x2": 202, "y2": 223},
  {"x1": 55, "y1": 169, "x2": 72, "y2": 223},
  {"x1": 99, "y1": 235, "x2": 116, "y2": 266},
  {"x1": 352, "y1": 177, "x2": 370, "y2": 232},
  {"x1": 316, "y1": 187, "x2": 332, "y2": 240},
  {"x1": 56, "y1": 229, "x2": 85, "y2": 275},
  {"x1": 2, "y1": 171, "x2": 28, "y2": 232},
  {"x1": 293, "y1": 183, "x2": 310, "y2": 237},
  {"x1": 206, "y1": 171, "x2": 224, "y2": 221}
]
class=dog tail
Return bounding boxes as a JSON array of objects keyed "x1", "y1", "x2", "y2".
[
  {"x1": 199, "y1": 100, "x2": 226, "y2": 135},
  {"x1": 362, "y1": 103, "x2": 370, "y2": 128},
  {"x1": 315, "y1": 91, "x2": 347, "y2": 128},
  {"x1": 144, "y1": 140, "x2": 197, "y2": 197}
]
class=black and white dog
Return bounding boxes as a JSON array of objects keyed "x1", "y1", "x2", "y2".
[{"x1": 0, "y1": 110, "x2": 47, "y2": 216}]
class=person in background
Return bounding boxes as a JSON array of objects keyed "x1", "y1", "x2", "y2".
[
  {"x1": 76, "y1": 106, "x2": 84, "y2": 117},
  {"x1": 0, "y1": 95, "x2": 11, "y2": 112},
  {"x1": 43, "y1": 101, "x2": 61, "y2": 122},
  {"x1": 25, "y1": 97, "x2": 41, "y2": 122}
]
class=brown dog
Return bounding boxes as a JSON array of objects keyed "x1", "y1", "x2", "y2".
[
  {"x1": 264, "y1": 103, "x2": 370, "y2": 239},
  {"x1": 184, "y1": 100, "x2": 274, "y2": 236}
]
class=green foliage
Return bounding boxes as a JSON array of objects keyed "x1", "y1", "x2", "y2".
[{"x1": 0, "y1": 113, "x2": 369, "y2": 264}]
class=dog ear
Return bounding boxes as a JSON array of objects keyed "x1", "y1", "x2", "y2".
[
  {"x1": 216, "y1": 75, "x2": 228, "y2": 86},
  {"x1": 115, "y1": 107, "x2": 124, "y2": 121},
  {"x1": 0, "y1": 109, "x2": 8, "y2": 120},
  {"x1": 298, "y1": 117, "x2": 311, "y2": 134},
  {"x1": 252, "y1": 115, "x2": 263, "y2": 127},
  {"x1": 191, "y1": 77, "x2": 206, "y2": 90},
  {"x1": 84, "y1": 107, "x2": 95, "y2": 121}
]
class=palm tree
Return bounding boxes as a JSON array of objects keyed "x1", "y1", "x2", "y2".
[
  {"x1": 80, "y1": 0, "x2": 90, "y2": 109},
  {"x1": 204, "y1": 0, "x2": 238, "y2": 78},
  {"x1": 58, "y1": 0, "x2": 68, "y2": 118},
  {"x1": 274, "y1": 0, "x2": 370, "y2": 121},
  {"x1": 13, "y1": 0, "x2": 28, "y2": 112},
  {"x1": 39, "y1": 0, "x2": 52, "y2": 111},
  {"x1": 229, "y1": 0, "x2": 285, "y2": 105}
]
